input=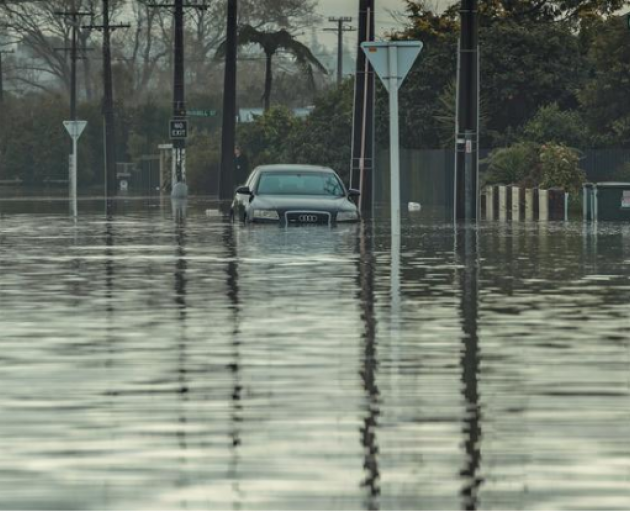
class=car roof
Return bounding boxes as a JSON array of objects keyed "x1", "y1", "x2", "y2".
[{"x1": 255, "y1": 164, "x2": 335, "y2": 173}]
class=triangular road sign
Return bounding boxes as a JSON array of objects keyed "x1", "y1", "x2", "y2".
[
  {"x1": 63, "y1": 120, "x2": 88, "y2": 140},
  {"x1": 361, "y1": 41, "x2": 423, "y2": 92}
]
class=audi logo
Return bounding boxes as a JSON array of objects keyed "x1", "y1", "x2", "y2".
[{"x1": 299, "y1": 215, "x2": 318, "y2": 222}]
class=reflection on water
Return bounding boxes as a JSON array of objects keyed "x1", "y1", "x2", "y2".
[
  {"x1": 358, "y1": 221, "x2": 380, "y2": 511},
  {"x1": 457, "y1": 228, "x2": 481, "y2": 511},
  {"x1": 1, "y1": 198, "x2": 630, "y2": 509}
]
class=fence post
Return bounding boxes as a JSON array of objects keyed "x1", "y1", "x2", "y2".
[
  {"x1": 525, "y1": 188, "x2": 534, "y2": 221},
  {"x1": 539, "y1": 189, "x2": 549, "y2": 221},
  {"x1": 512, "y1": 186, "x2": 520, "y2": 221},
  {"x1": 498, "y1": 185, "x2": 507, "y2": 221},
  {"x1": 485, "y1": 186, "x2": 494, "y2": 220}
]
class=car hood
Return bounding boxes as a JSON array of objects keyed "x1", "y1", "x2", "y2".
[{"x1": 252, "y1": 195, "x2": 355, "y2": 212}]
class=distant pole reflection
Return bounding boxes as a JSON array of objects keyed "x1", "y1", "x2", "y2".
[
  {"x1": 103, "y1": 213, "x2": 115, "y2": 507},
  {"x1": 456, "y1": 226, "x2": 483, "y2": 510},
  {"x1": 357, "y1": 220, "x2": 380, "y2": 510},
  {"x1": 173, "y1": 199, "x2": 190, "y2": 504},
  {"x1": 223, "y1": 223, "x2": 243, "y2": 508},
  {"x1": 105, "y1": 214, "x2": 115, "y2": 354}
]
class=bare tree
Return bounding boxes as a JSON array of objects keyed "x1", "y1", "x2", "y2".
[
  {"x1": 1, "y1": 0, "x2": 320, "y2": 103},
  {"x1": 111, "y1": 0, "x2": 171, "y2": 102}
]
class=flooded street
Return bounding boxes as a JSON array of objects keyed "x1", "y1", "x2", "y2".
[{"x1": 1, "y1": 198, "x2": 630, "y2": 510}]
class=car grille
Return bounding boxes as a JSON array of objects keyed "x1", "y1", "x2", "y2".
[{"x1": 285, "y1": 211, "x2": 331, "y2": 225}]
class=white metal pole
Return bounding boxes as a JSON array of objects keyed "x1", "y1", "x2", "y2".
[
  {"x1": 388, "y1": 44, "x2": 400, "y2": 237},
  {"x1": 172, "y1": 147, "x2": 177, "y2": 191},
  {"x1": 72, "y1": 137, "x2": 78, "y2": 217}
]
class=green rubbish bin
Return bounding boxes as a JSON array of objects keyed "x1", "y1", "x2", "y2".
[{"x1": 583, "y1": 182, "x2": 630, "y2": 221}]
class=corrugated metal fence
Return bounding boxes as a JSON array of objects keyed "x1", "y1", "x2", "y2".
[{"x1": 374, "y1": 148, "x2": 630, "y2": 207}]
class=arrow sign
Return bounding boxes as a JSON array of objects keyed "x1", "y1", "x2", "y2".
[
  {"x1": 361, "y1": 41, "x2": 423, "y2": 92},
  {"x1": 63, "y1": 120, "x2": 88, "y2": 140}
]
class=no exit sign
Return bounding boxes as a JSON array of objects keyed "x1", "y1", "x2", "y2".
[{"x1": 169, "y1": 119, "x2": 188, "y2": 139}]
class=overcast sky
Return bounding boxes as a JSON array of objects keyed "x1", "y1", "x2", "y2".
[
  {"x1": 310, "y1": 0, "x2": 457, "y2": 53},
  {"x1": 314, "y1": 0, "x2": 409, "y2": 48}
]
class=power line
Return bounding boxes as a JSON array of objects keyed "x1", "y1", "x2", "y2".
[
  {"x1": 323, "y1": 16, "x2": 356, "y2": 86},
  {"x1": 148, "y1": 0, "x2": 208, "y2": 195},
  {"x1": 84, "y1": 0, "x2": 131, "y2": 203},
  {"x1": 54, "y1": 8, "x2": 93, "y2": 120}
]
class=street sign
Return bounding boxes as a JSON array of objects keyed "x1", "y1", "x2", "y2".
[
  {"x1": 63, "y1": 120, "x2": 87, "y2": 140},
  {"x1": 361, "y1": 41, "x2": 423, "y2": 237},
  {"x1": 361, "y1": 41, "x2": 423, "y2": 93},
  {"x1": 174, "y1": 109, "x2": 218, "y2": 117},
  {"x1": 170, "y1": 119, "x2": 188, "y2": 139},
  {"x1": 187, "y1": 109, "x2": 218, "y2": 117},
  {"x1": 62, "y1": 120, "x2": 88, "y2": 218}
]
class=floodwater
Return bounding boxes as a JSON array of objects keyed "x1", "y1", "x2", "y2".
[{"x1": 1, "y1": 197, "x2": 630, "y2": 510}]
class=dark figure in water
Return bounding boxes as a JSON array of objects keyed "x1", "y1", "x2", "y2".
[{"x1": 234, "y1": 146, "x2": 249, "y2": 186}]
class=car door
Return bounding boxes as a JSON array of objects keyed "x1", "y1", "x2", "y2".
[{"x1": 233, "y1": 169, "x2": 259, "y2": 220}]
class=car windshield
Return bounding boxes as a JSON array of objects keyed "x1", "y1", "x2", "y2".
[{"x1": 257, "y1": 172, "x2": 345, "y2": 197}]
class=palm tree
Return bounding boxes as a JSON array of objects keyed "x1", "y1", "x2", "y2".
[{"x1": 217, "y1": 25, "x2": 327, "y2": 111}]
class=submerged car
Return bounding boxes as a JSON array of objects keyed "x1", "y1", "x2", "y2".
[{"x1": 231, "y1": 164, "x2": 360, "y2": 225}]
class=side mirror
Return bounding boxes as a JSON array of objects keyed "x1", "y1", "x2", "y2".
[
  {"x1": 348, "y1": 188, "x2": 361, "y2": 198},
  {"x1": 235, "y1": 185, "x2": 252, "y2": 195}
]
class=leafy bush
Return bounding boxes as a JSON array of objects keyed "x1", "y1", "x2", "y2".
[
  {"x1": 186, "y1": 130, "x2": 221, "y2": 195},
  {"x1": 522, "y1": 103, "x2": 590, "y2": 148},
  {"x1": 237, "y1": 106, "x2": 298, "y2": 169},
  {"x1": 484, "y1": 142, "x2": 540, "y2": 186},
  {"x1": 539, "y1": 143, "x2": 585, "y2": 194},
  {"x1": 284, "y1": 80, "x2": 354, "y2": 183}
]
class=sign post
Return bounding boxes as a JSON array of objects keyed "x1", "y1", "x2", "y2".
[
  {"x1": 63, "y1": 120, "x2": 87, "y2": 217},
  {"x1": 169, "y1": 119, "x2": 188, "y2": 198},
  {"x1": 361, "y1": 41, "x2": 423, "y2": 235}
]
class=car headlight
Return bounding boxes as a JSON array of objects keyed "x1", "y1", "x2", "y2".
[
  {"x1": 337, "y1": 211, "x2": 359, "y2": 222},
  {"x1": 253, "y1": 209, "x2": 279, "y2": 220}
]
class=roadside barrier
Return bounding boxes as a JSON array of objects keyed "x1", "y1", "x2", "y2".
[{"x1": 482, "y1": 186, "x2": 568, "y2": 221}]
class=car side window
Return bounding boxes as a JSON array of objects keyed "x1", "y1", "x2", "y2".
[{"x1": 246, "y1": 170, "x2": 259, "y2": 188}]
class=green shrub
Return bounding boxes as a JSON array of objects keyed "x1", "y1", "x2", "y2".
[
  {"x1": 237, "y1": 106, "x2": 298, "y2": 169},
  {"x1": 484, "y1": 142, "x2": 540, "y2": 186},
  {"x1": 186, "y1": 130, "x2": 221, "y2": 195},
  {"x1": 539, "y1": 143, "x2": 585, "y2": 194},
  {"x1": 522, "y1": 103, "x2": 590, "y2": 148}
]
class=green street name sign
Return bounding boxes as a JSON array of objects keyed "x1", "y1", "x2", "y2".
[{"x1": 189, "y1": 109, "x2": 217, "y2": 117}]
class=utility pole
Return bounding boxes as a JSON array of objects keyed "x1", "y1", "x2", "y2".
[
  {"x1": 350, "y1": 0, "x2": 375, "y2": 215},
  {"x1": 454, "y1": 0, "x2": 479, "y2": 222},
  {"x1": 0, "y1": 49, "x2": 14, "y2": 103},
  {"x1": 55, "y1": 4, "x2": 92, "y2": 217},
  {"x1": 84, "y1": 0, "x2": 130, "y2": 202},
  {"x1": 218, "y1": 0, "x2": 237, "y2": 202},
  {"x1": 54, "y1": 5, "x2": 93, "y2": 121},
  {"x1": 149, "y1": 1, "x2": 207, "y2": 198},
  {"x1": 324, "y1": 16, "x2": 355, "y2": 86}
]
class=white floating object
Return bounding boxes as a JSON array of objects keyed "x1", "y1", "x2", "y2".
[
  {"x1": 205, "y1": 209, "x2": 222, "y2": 217},
  {"x1": 408, "y1": 202, "x2": 422, "y2": 212}
]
